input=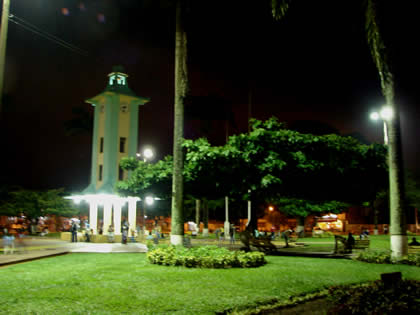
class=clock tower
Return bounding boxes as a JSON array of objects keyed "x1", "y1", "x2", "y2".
[{"x1": 82, "y1": 66, "x2": 149, "y2": 236}]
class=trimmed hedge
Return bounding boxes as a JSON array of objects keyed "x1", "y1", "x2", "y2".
[
  {"x1": 354, "y1": 249, "x2": 420, "y2": 267},
  {"x1": 147, "y1": 245, "x2": 266, "y2": 268},
  {"x1": 328, "y1": 279, "x2": 420, "y2": 314}
]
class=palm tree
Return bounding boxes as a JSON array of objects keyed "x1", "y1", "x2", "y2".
[
  {"x1": 171, "y1": 0, "x2": 189, "y2": 245},
  {"x1": 271, "y1": 0, "x2": 408, "y2": 259},
  {"x1": 365, "y1": 0, "x2": 407, "y2": 259}
]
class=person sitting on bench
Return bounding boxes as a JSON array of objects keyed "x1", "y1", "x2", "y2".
[{"x1": 409, "y1": 237, "x2": 420, "y2": 246}]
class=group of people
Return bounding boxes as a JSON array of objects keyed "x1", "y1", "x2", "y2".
[
  {"x1": 2, "y1": 228, "x2": 26, "y2": 254},
  {"x1": 105, "y1": 222, "x2": 130, "y2": 244},
  {"x1": 214, "y1": 225, "x2": 236, "y2": 244}
]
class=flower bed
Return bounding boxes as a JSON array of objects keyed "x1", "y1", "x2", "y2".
[
  {"x1": 147, "y1": 245, "x2": 266, "y2": 268},
  {"x1": 354, "y1": 249, "x2": 420, "y2": 266}
]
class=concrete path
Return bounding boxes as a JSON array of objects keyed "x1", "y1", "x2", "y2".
[{"x1": 0, "y1": 238, "x2": 147, "y2": 267}]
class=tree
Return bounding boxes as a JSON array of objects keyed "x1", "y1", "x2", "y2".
[
  {"x1": 365, "y1": 0, "x2": 407, "y2": 259},
  {"x1": 0, "y1": 188, "x2": 78, "y2": 222},
  {"x1": 170, "y1": 0, "x2": 189, "y2": 245},
  {"x1": 119, "y1": 118, "x2": 387, "y2": 234}
]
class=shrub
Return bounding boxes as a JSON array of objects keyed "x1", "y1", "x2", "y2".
[
  {"x1": 354, "y1": 249, "x2": 420, "y2": 267},
  {"x1": 328, "y1": 279, "x2": 420, "y2": 314},
  {"x1": 147, "y1": 245, "x2": 266, "y2": 268}
]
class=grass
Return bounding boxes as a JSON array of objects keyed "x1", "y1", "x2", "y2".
[{"x1": 0, "y1": 252, "x2": 419, "y2": 314}]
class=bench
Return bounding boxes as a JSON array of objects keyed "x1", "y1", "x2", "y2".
[
  {"x1": 183, "y1": 237, "x2": 192, "y2": 248},
  {"x1": 354, "y1": 239, "x2": 370, "y2": 250},
  {"x1": 240, "y1": 230, "x2": 277, "y2": 254},
  {"x1": 334, "y1": 235, "x2": 370, "y2": 254},
  {"x1": 408, "y1": 245, "x2": 420, "y2": 254}
]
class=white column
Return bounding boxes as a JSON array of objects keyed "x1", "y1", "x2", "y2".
[
  {"x1": 89, "y1": 200, "x2": 98, "y2": 233},
  {"x1": 103, "y1": 201, "x2": 112, "y2": 235},
  {"x1": 128, "y1": 198, "x2": 137, "y2": 236},
  {"x1": 114, "y1": 202, "x2": 122, "y2": 235},
  {"x1": 224, "y1": 196, "x2": 230, "y2": 239}
]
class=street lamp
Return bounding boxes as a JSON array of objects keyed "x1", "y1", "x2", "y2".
[
  {"x1": 136, "y1": 147, "x2": 154, "y2": 162},
  {"x1": 370, "y1": 105, "x2": 393, "y2": 145}
]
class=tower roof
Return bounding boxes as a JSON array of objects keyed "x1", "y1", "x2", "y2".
[{"x1": 86, "y1": 66, "x2": 150, "y2": 105}]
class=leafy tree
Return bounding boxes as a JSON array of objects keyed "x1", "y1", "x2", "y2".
[
  {"x1": 226, "y1": 118, "x2": 387, "y2": 230},
  {"x1": 0, "y1": 188, "x2": 78, "y2": 221},
  {"x1": 119, "y1": 118, "x2": 387, "y2": 233}
]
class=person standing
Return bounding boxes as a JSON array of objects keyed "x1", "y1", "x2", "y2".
[
  {"x1": 71, "y1": 222, "x2": 78, "y2": 242},
  {"x1": 121, "y1": 223, "x2": 129, "y2": 244},
  {"x1": 229, "y1": 224, "x2": 235, "y2": 244},
  {"x1": 108, "y1": 225, "x2": 115, "y2": 243},
  {"x1": 282, "y1": 228, "x2": 293, "y2": 248},
  {"x1": 3, "y1": 229, "x2": 15, "y2": 254}
]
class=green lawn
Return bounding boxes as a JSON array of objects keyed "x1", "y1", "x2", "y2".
[{"x1": 1, "y1": 252, "x2": 419, "y2": 314}]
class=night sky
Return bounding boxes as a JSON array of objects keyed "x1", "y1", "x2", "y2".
[{"x1": 0, "y1": 0, "x2": 419, "y2": 192}]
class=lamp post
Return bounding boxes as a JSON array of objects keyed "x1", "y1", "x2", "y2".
[
  {"x1": 0, "y1": 0, "x2": 10, "y2": 115},
  {"x1": 136, "y1": 147, "x2": 154, "y2": 235}
]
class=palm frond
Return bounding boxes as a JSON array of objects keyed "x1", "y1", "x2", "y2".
[
  {"x1": 271, "y1": 0, "x2": 292, "y2": 21},
  {"x1": 364, "y1": 0, "x2": 394, "y2": 101}
]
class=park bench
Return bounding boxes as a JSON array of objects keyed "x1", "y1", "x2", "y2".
[
  {"x1": 408, "y1": 245, "x2": 420, "y2": 254},
  {"x1": 353, "y1": 239, "x2": 370, "y2": 250},
  {"x1": 334, "y1": 235, "x2": 370, "y2": 254},
  {"x1": 240, "y1": 230, "x2": 277, "y2": 254}
]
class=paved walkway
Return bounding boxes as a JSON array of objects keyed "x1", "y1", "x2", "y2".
[
  {"x1": 0, "y1": 237, "x2": 348, "y2": 267},
  {"x1": 0, "y1": 238, "x2": 148, "y2": 267}
]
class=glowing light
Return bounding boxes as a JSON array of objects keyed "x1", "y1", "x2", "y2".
[
  {"x1": 380, "y1": 106, "x2": 393, "y2": 120},
  {"x1": 268, "y1": 206, "x2": 274, "y2": 211},
  {"x1": 61, "y1": 8, "x2": 70, "y2": 16},
  {"x1": 66, "y1": 194, "x2": 140, "y2": 205},
  {"x1": 370, "y1": 112, "x2": 380, "y2": 121},
  {"x1": 143, "y1": 148, "x2": 154, "y2": 160},
  {"x1": 145, "y1": 196, "x2": 154, "y2": 205}
]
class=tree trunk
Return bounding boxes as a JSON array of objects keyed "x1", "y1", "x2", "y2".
[
  {"x1": 373, "y1": 200, "x2": 379, "y2": 235},
  {"x1": 202, "y1": 199, "x2": 209, "y2": 237},
  {"x1": 387, "y1": 116, "x2": 408, "y2": 259},
  {"x1": 171, "y1": 0, "x2": 188, "y2": 245},
  {"x1": 195, "y1": 199, "x2": 200, "y2": 231},
  {"x1": 247, "y1": 192, "x2": 258, "y2": 233}
]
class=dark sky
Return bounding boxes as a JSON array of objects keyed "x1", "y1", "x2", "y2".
[{"x1": 1, "y1": 0, "x2": 419, "y2": 191}]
